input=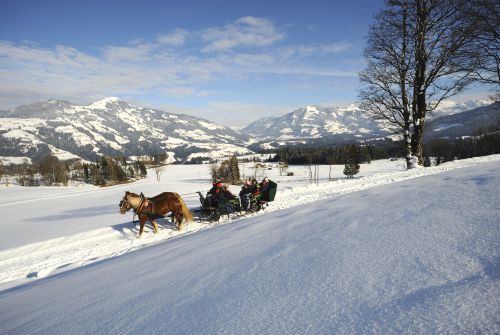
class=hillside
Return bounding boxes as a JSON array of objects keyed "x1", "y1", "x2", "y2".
[
  {"x1": 0, "y1": 97, "x2": 253, "y2": 162},
  {"x1": 243, "y1": 104, "x2": 393, "y2": 142},
  {"x1": 1, "y1": 98, "x2": 498, "y2": 163},
  {"x1": 244, "y1": 100, "x2": 497, "y2": 145},
  {"x1": 426, "y1": 101, "x2": 500, "y2": 139}
]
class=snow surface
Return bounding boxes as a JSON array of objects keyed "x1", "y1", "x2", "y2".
[
  {"x1": 432, "y1": 123, "x2": 463, "y2": 132},
  {"x1": 0, "y1": 157, "x2": 32, "y2": 165},
  {"x1": 87, "y1": 96, "x2": 121, "y2": 109},
  {"x1": 0, "y1": 156, "x2": 499, "y2": 334},
  {"x1": 1, "y1": 98, "x2": 252, "y2": 163}
]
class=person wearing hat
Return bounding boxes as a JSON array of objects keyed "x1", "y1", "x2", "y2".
[
  {"x1": 209, "y1": 177, "x2": 223, "y2": 195},
  {"x1": 207, "y1": 177, "x2": 224, "y2": 207}
]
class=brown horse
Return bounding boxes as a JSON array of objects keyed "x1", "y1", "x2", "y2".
[{"x1": 119, "y1": 191, "x2": 193, "y2": 238}]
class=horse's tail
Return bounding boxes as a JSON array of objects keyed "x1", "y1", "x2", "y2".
[{"x1": 176, "y1": 194, "x2": 193, "y2": 222}]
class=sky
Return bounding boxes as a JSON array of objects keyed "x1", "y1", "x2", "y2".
[{"x1": 0, "y1": 0, "x2": 493, "y2": 126}]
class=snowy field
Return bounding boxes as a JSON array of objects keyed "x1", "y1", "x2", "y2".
[{"x1": 0, "y1": 156, "x2": 499, "y2": 334}]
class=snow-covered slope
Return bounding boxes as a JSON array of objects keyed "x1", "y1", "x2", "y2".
[
  {"x1": 244, "y1": 100, "x2": 497, "y2": 145},
  {"x1": 431, "y1": 98, "x2": 493, "y2": 117},
  {"x1": 243, "y1": 104, "x2": 393, "y2": 142},
  {"x1": 426, "y1": 101, "x2": 500, "y2": 139},
  {"x1": 0, "y1": 156, "x2": 498, "y2": 334},
  {"x1": 1, "y1": 98, "x2": 496, "y2": 160},
  {"x1": 0, "y1": 98, "x2": 253, "y2": 162}
]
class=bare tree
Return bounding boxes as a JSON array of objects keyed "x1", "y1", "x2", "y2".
[
  {"x1": 278, "y1": 161, "x2": 288, "y2": 176},
  {"x1": 411, "y1": 0, "x2": 477, "y2": 164},
  {"x1": 360, "y1": 0, "x2": 415, "y2": 168},
  {"x1": 154, "y1": 166, "x2": 164, "y2": 182},
  {"x1": 361, "y1": 0, "x2": 480, "y2": 166},
  {"x1": 460, "y1": 0, "x2": 500, "y2": 88},
  {"x1": 327, "y1": 157, "x2": 334, "y2": 181}
]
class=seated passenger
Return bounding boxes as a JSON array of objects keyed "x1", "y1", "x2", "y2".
[
  {"x1": 258, "y1": 177, "x2": 274, "y2": 201},
  {"x1": 260, "y1": 177, "x2": 270, "y2": 192},
  {"x1": 208, "y1": 178, "x2": 223, "y2": 196},
  {"x1": 222, "y1": 184, "x2": 236, "y2": 200},
  {"x1": 239, "y1": 178, "x2": 252, "y2": 210},
  {"x1": 251, "y1": 178, "x2": 260, "y2": 196},
  {"x1": 206, "y1": 178, "x2": 224, "y2": 207}
]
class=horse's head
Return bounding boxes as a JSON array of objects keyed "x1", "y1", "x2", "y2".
[{"x1": 119, "y1": 191, "x2": 133, "y2": 214}]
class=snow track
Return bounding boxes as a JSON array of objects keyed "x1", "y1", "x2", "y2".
[{"x1": 0, "y1": 155, "x2": 499, "y2": 289}]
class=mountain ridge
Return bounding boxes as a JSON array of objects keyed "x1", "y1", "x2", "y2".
[
  {"x1": 0, "y1": 98, "x2": 254, "y2": 162},
  {"x1": 1, "y1": 98, "x2": 497, "y2": 163},
  {"x1": 244, "y1": 100, "x2": 496, "y2": 144}
]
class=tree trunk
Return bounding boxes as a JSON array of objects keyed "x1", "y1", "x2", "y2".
[
  {"x1": 411, "y1": 0, "x2": 428, "y2": 165},
  {"x1": 399, "y1": 0, "x2": 413, "y2": 169}
]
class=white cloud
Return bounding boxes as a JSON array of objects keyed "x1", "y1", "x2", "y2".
[
  {"x1": 163, "y1": 86, "x2": 195, "y2": 98},
  {"x1": 102, "y1": 44, "x2": 156, "y2": 62},
  {"x1": 157, "y1": 29, "x2": 190, "y2": 46},
  {"x1": 280, "y1": 42, "x2": 353, "y2": 59},
  {"x1": 148, "y1": 101, "x2": 292, "y2": 126},
  {"x1": 201, "y1": 16, "x2": 285, "y2": 52},
  {"x1": 204, "y1": 101, "x2": 292, "y2": 126},
  {"x1": 0, "y1": 17, "x2": 360, "y2": 114}
]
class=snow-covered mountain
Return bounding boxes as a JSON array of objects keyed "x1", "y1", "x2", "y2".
[
  {"x1": 243, "y1": 105, "x2": 394, "y2": 143},
  {"x1": 430, "y1": 99, "x2": 493, "y2": 117},
  {"x1": 0, "y1": 97, "x2": 254, "y2": 162},
  {"x1": 1, "y1": 98, "x2": 496, "y2": 163},
  {"x1": 244, "y1": 100, "x2": 498, "y2": 145},
  {"x1": 426, "y1": 101, "x2": 500, "y2": 139}
]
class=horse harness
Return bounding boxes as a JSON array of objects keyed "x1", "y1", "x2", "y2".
[{"x1": 134, "y1": 192, "x2": 158, "y2": 217}]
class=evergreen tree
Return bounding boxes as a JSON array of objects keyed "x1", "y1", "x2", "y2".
[
  {"x1": 229, "y1": 155, "x2": 240, "y2": 183},
  {"x1": 83, "y1": 164, "x2": 90, "y2": 182},
  {"x1": 343, "y1": 158, "x2": 360, "y2": 179},
  {"x1": 210, "y1": 156, "x2": 241, "y2": 184}
]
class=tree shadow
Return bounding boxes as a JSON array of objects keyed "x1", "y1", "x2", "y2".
[{"x1": 23, "y1": 204, "x2": 116, "y2": 222}]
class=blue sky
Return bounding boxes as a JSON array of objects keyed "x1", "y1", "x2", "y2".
[{"x1": 0, "y1": 0, "x2": 491, "y2": 125}]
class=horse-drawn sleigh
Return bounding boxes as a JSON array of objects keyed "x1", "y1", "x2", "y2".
[{"x1": 118, "y1": 179, "x2": 277, "y2": 237}]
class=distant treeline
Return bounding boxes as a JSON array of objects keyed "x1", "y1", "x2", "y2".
[
  {"x1": 81, "y1": 156, "x2": 147, "y2": 186},
  {"x1": 424, "y1": 130, "x2": 500, "y2": 166},
  {"x1": 0, "y1": 154, "x2": 173, "y2": 186},
  {"x1": 271, "y1": 143, "x2": 401, "y2": 165},
  {"x1": 268, "y1": 129, "x2": 500, "y2": 167}
]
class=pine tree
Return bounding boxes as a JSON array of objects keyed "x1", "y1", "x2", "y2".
[
  {"x1": 229, "y1": 155, "x2": 240, "y2": 183},
  {"x1": 138, "y1": 161, "x2": 147, "y2": 177},
  {"x1": 83, "y1": 164, "x2": 90, "y2": 182},
  {"x1": 343, "y1": 158, "x2": 360, "y2": 179}
]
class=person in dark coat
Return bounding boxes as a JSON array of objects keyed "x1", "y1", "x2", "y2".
[
  {"x1": 206, "y1": 178, "x2": 224, "y2": 207},
  {"x1": 239, "y1": 178, "x2": 253, "y2": 210},
  {"x1": 250, "y1": 178, "x2": 260, "y2": 196},
  {"x1": 222, "y1": 184, "x2": 236, "y2": 200}
]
